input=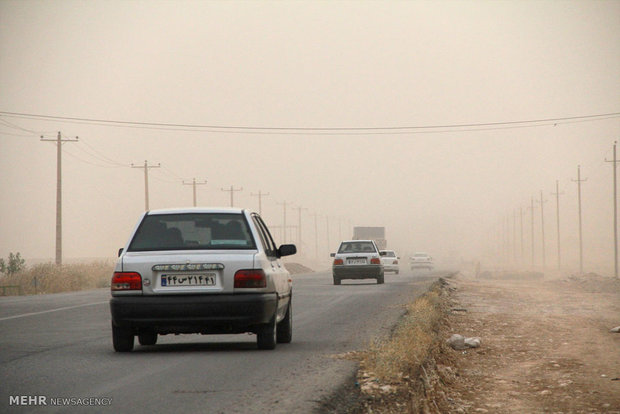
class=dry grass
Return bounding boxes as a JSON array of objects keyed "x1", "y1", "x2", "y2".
[
  {"x1": 356, "y1": 278, "x2": 453, "y2": 413},
  {"x1": 365, "y1": 290, "x2": 443, "y2": 381},
  {"x1": 0, "y1": 261, "x2": 114, "y2": 295},
  {"x1": 363, "y1": 282, "x2": 445, "y2": 382}
]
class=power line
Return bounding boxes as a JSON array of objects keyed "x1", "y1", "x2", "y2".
[
  {"x1": 1, "y1": 110, "x2": 618, "y2": 134},
  {"x1": 63, "y1": 146, "x2": 120, "y2": 169},
  {"x1": 67, "y1": 144, "x2": 127, "y2": 168},
  {"x1": 0, "y1": 129, "x2": 36, "y2": 138},
  {"x1": 79, "y1": 138, "x2": 130, "y2": 167},
  {"x1": 0, "y1": 117, "x2": 55, "y2": 134}
]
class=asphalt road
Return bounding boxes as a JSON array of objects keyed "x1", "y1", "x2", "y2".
[{"x1": 0, "y1": 269, "x2": 441, "y2": 413}]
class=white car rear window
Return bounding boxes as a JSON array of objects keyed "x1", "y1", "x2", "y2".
[
  {"x1": 128, "y1": 213, "x2": 256, "y2": 251},
  {"x1": 338, "y1": 242, "x2": 376, "y2": 253}
]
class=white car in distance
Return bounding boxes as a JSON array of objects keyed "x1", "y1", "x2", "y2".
[
  {"x1": 410, "y1": 252, "x2": 433, "y2": 271},
  {"x1": 331, "y1": 240, "x2": 384, "y2": 285},
  {"x1": 379, "y1": 250, "x2": 400, "y2": 274}
]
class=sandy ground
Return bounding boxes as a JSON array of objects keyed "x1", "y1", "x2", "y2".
[{"x1": 443, "y1": 272, "x2": 620, "y2": 414}]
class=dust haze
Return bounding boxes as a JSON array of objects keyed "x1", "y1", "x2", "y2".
[{"x1": 0, "y1": 1, "x2": 618, "y2": 274}]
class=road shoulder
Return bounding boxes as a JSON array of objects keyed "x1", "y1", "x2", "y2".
[
  {"x1": 443, "y1": 273, "x2": 620, "y2": 413},
  {"x1": 321, "y1": 272, "x2": 620, "y2": 413}
]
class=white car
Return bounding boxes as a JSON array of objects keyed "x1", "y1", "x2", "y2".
[
  {"x1": 331, "y1": 240, "x2": 384, "y2": 285},
  {"x1": 379, "y1": 250, "x2": 400, "y2": 274},
  {"x1": 410, "y1": 252, "x2": 433, "y2": 270},
  {"x1": 109, "y1": 207, "x2": 296, "y2": 351}
]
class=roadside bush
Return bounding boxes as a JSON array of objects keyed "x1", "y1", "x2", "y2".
[
  {"x1": 364, "y1": 286, "x2": 445, "y2": 381},
  {"x1": 355, "y1": 279, "x2": 453, "y2": 413},
  {"x1": 0, "y1": 261, "x2": 114, "y2": 295}
]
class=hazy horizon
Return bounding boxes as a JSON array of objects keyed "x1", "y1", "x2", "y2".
[{"x1": 1, "y1": 0, "x2": 619, "y2": 275}]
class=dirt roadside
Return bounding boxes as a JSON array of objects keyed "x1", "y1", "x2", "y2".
[{"x1": 441, "y1": 272, "x2": 620, "y2": 413}]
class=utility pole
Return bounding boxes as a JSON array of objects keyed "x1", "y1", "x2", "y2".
[
  {"x1": 293, "y1": 206, "x2": 308, "y2": 248},
  {"x1": 182, "y1": 178, "x2": 207, "y2": 207},
  {"x1": 530, "y1": 196, "x2": 536, "y2": 268},
  {"x1": 504, "y1": 215, "x2": 509, "y2": 264},
  {"x1": 537, "y1": 190, "x2": 547, "y2": 269},
  {"x1": 551, "y1": 180, "x2": 564, "y2": 270},
  {"x1": 520, "y1": 206, "x2": 525, "y2": 265},
  {"x1": 572, "y1": 165, "x2": 587, "y2": 274},
  {"x1": 513, "y1": 210, "x2": 517, "y2": 264},
  {"x1": 40, "y1": 131, "x2": 78, "y2": 265},
  {"x1": 277, "y1": 201, "x2": 289, "y2": 243},
  {"x1": 221, "y1": 185, "x2": 243, "y2": 207},
  {"x1": 326, "y1": 216, "x2": 330, "y2": 254},
  {"x1": 605, "y1": 141, "x2": 619, "y2": 278},
  {"x1": 250, "y1": 190, "x2": 270, "y2": 215},
  {"x1": 131, "y1": 160, "x2": 160, "y2": 211},
  {"x1": 311, "y1": 212, "x2": 320, "y2": 259}
]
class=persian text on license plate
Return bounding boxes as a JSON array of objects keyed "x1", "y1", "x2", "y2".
[
  {"x1": 347, "y1": 258, "x2": 367, "y2": 265},
  {"x1": 161, "y1": 273, "x2": 216, "y2": 287}
]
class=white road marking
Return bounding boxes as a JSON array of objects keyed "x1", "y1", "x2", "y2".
[{"x1": 0, "y1": 301, "x2": 108, "y2": 321}]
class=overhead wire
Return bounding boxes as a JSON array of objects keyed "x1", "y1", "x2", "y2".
[
  {"x1": 0, "y1": 110, "x2": 618, "y2": 135},
  {"x1": 149, "y1": 168, "x2": 181, "y2": 184},
  {"x1": 70, "y1": 144, "x2": 129, "y2": 168},
  {"x1": 0, "y1": 117, "x2": 56, "y2": 134},
  {"x1": 76, "y1": 137, "x2": 130, "y2": 167},
  {"x1": 0, "y1": 129, "x2": 35, "y2": 138},
  {"x1": 62, "y1": 145, "x2": 121, "y2": 169}
]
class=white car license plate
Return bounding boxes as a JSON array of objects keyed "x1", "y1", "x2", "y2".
[
  {"x1": 161, "y1": 273, "x2": 216, "y2": 287},
  {"x1": 347, "y1": 258, "x2": 367, "y2": 265}
]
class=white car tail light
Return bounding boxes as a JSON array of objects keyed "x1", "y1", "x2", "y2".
[
  {"x1": 111, "y1": 272, "x2": 142, "y2": 291},
  {"x1": 234, "y1": 269, "x2": 267, "y2": 288}
]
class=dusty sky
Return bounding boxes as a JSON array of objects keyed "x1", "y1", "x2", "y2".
[{"x1": 1, "y1": 0, "x2": 619, "y2": 273}]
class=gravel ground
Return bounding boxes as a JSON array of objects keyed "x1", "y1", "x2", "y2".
[{"x1": 441, "y1": 272, "x2": 620, "y2": 414}]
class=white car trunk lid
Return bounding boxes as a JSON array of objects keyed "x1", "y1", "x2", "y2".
[{"x1": 121, "y1": 250, "x2": 256, "y2": 295}]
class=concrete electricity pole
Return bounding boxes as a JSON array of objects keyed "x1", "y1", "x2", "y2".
[
  {"x1": 221, "y1": 185, "x2": 243, "y2": 207},
  {"x1": 537, "y1": 190, "x2": 548, "y2": 269},
  {"x1": 530, "y1": 196, "x2": 536, "y2": 268},
  {"x1": 277, "y1": 201, "x2": 289, "y2": 243},
  {"x1": 519, "y1": 206, "x2": 525, "y2": 264},
  {"x1": 250, "y1": 190, "x2": 270, "y2": 215},
  {"x1": 326, "y1": 216, "x2": 330, "y2": 254},
  {"x1": 311, "y1": 212, "x2": 320, "y2": 259},
  {"x1": 572, "y1": 165, "x2": 587, "y2": 274},
  {"x1": 293, "y1": 206, "x2": 308, "y2": 248},
  {"x1": 513, "y1": 210, "x2": 517, "y2": 264},
  {"x1": 182, "y1": 178, "x2": 207, "y2": 207},
  {"x1": 550, "y1": 180, "x2": 564, "y2": 270},
  {"x1": 40, "y1": 132, "x2": 78, "y2": 265},
  {"x1": 131, "y1": 160, "x2": 160, "y2": 211},
  {"x1": 504, "y1": 215, "x2": 510, "y2": 264},
  {"x1": 605, "y1": 141, "x2": 619, "y2": 278}
]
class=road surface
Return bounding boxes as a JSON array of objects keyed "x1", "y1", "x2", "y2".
[{"x1": 0, "y1": 269, "x2": 440, "y2": 413}]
